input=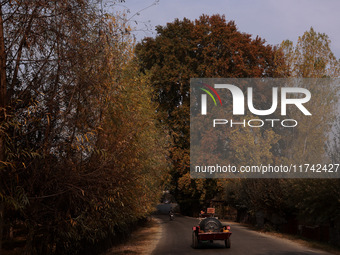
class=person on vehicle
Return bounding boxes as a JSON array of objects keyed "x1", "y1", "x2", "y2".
[{"x1": 169, "y1": 209, "x2": 174, "y2": 220}]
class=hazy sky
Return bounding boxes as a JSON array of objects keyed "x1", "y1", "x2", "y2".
[{"x1": 115, "y1": 0, "x2": 340, "y2": 58}]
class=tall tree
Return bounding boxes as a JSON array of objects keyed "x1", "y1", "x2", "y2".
[
  {"x1": 0, "y1": 1, "x2": 168, "y2": 253},
  {"x1": 280, "y1": 27, "x2": 340, "y2": 78},
  {"x1": 279, "y1": 28, "x2": 339, "y2": 164},
  {"x1": 222, "y1": 28, "x2": 340, "y2": 244},
  {"x1": 136, "y1": 14, "x2": 284, "y2": 213}
]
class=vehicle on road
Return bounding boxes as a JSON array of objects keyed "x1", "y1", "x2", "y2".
[
  {"x1": 169, "y1": 210, "x2": 175, "y2": 221},
  {"x1": 192, "y1": 208, "x2": 232, "y2": 249}
]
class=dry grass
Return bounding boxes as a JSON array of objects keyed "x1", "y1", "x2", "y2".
[
  {"x1": 266, "y1": 231, "x2": 340, "y2": 255},
  {"x1": 105, "y1": 217, "x2": 162, "y2": 255},
  {"x1": 2, "y1": 217, "x2": 163, "y2": 255},
  {"x1": 233, "y1": 222, "x2": 340, "y2": 255}
]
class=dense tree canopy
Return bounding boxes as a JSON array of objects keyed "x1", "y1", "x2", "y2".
[
  {"x1": 224, "y1": 27, "x2": 340, "y2": 245},
  {"x1": 0, "y1": 1, "x2": 168, "y2": 254},
  {"x1": 1, "y1": 3, "x2": 340, "y2": 253},
  {"x1": 136, "y1": 14, "x2": 285, "y2": 213},
  {"x1": 136, "y1": 15, "x2": 340, "y2": 246}
]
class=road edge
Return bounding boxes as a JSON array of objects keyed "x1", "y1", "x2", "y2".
[
  {"x1": 220, "y1": 220, "x2": 340, "y2": 255},
  {"x1": 146, "y1": 216, "x2": 163, "y2": 255}
]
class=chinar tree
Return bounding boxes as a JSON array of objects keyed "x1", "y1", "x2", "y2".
[{"x1": 135, "y1": 14, "x2": 284, "y2": 214}]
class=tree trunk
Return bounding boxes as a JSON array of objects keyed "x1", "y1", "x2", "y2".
[
  {"x1": 0, "y1": 2, "x2": 6, "y2": 107},
  {"x1": 0, "y1": 5, "x2": 7, "y2": 253},
  {"x1": 0, "y1": 202, "x2": 3, "y2": 253}
]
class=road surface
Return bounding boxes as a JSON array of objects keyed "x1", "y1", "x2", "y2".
[{"x1": 152, "y1": 215, "x2": 331, "y2": 255}]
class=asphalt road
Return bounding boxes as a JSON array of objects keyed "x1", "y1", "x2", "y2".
[{"x1": 152, "y1": 215, "x2": 332, "y2": 255}]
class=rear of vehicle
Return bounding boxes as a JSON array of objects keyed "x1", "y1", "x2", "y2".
[{"x1": 192, "y1": 209, "x2": 232, "y2": 249}]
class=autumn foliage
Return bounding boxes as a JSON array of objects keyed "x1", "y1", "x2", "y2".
[
  {"x1": 0, "y1": 1, "x2": 168, "y2": 254},
  {"x1": 136, "y1": 14, "x2": 284, "y2": 213},
  {"x1": 1, "y1": 3, "x2": 340, "y2": 253},
  {"x1": 137, "y1": 15, "x2": 340, "y2": 246}
]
